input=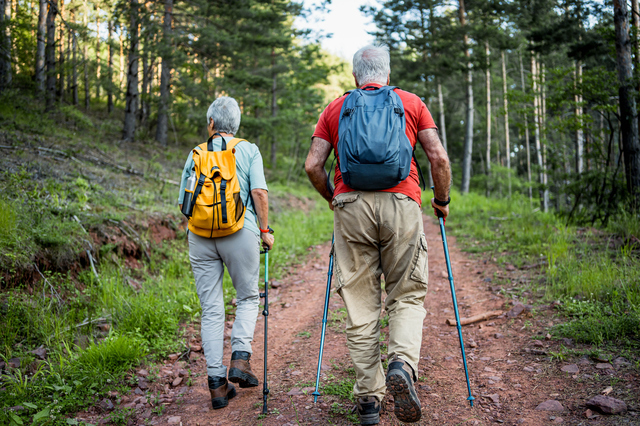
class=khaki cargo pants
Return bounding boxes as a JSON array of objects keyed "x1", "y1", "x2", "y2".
[{"x1": 332, "y1": 191, "x2": 428, "y2": 401}]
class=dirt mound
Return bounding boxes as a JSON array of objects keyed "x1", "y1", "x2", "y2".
[{"x1": 1, "y1": 215, "x2": 181, "y2": 290}]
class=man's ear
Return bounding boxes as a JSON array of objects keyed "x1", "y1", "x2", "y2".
[
  {"x1": 353, "y1": 72, "x2": 359, "y2": 88},
  {"x1": 209, "y1": 118, "x2": 214, "y2": 130},
  {"x1": 386, "y1": 73, "x2": 390, "y2": 85}
]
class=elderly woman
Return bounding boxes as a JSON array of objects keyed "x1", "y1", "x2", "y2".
[{"x1": 178, "y1": 96, "x2": 274, "y2": 409}]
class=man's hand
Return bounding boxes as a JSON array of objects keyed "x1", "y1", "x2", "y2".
[
  {"x1": 431, "y1": 198, "x2": 449, "y2": 221},
  {"x1": 261, "y1": 232, "x2": 274, "y2": 250}
]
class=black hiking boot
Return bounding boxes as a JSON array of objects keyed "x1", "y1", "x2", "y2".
[
  {"x1": 228, "y1": 351, "x2": 260, "y2": 388},
  {"x1": 357, "y1": 396, "x2": 380, "y2": 425},
  {"x1": 208, "y1": 376, "x2": 237, "y2": 409},
  {"x1": 386, "y1": 356, "x2": 421, "y2": 423}
]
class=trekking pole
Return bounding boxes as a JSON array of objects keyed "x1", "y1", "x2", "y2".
[
  {"x1": 312, "y1": 234, "x2": 335, "y2": 403},
  {"x1": 431, "y1": 187, "x2": 475, "y2": 407},
  {"x1": 259, "y1": 246, "x2": 270, "y2": 415}
]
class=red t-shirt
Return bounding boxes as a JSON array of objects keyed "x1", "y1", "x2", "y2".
[{"x1": 312, "y1": 84, "x2": 437, "y2": 205}]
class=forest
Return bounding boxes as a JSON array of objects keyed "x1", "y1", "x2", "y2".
[
  {"x1": 0, "y1": 0, "x2": 638, "y2": 217},
  {"x1": 0, "y1": 0, "x2": 639, "y2": 425}
]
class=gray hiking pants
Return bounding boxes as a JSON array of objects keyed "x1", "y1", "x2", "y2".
[{"x1": 188, "y1": 228, "x2": 261, "y2": 378}]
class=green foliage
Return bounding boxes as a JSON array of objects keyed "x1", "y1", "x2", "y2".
[
  {"x1": 446, "y1": 189, "x2": 640, "y2": 347},
  {"x1": 555, "y1": 305, "x2": 640, "y2": 346},
  {"x1": 73, "y1": 334, "x2": 147, "y2": 377},
  {"x1": 438, "y1": 189, "x2": 561, "y2": 265},
  {"x1": 113, "y1": 291, "x2": 187, "y2": 357},
  {"x1": 59, "y1": 106, "x2": 95, "y2": 130},
  {"x1": 323, "y1": 377, "x2": 356, "y2": 402}
]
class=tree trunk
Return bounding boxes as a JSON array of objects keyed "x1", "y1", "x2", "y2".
[
  {"x1": 459, "y1": 0, "x2": 474, "y2": 193},
  {"x1": 123, "y1": 0, "x2": 140, "y2": 142},
  {"x1": 66, "y1": 23, "x2": 71, "y2": 99},
  {"x1": 57, "y1": 0, "x2": 64, "y2": 102},
  {"x1": 540, "y1": 61, "x2": 549, "y2": 210},
  {"x1": 631, "y1": 0, "x2": 639, "y2": 132},
  {"x1": 140, "y1": 49, "x2": 148, "y2": 126},
  {"x1": 83, "y1": 0, "x2": 89, "y2": 109},
  {"x1": 270, "y1": 47, "x2": 277, "y2": 168},
  {"x1": 437, "y1": 80, "x2": 447, "y2": 152},
  {"x1": 95, "y1": 9, "x2": 101, "y2": 99},
  {"x1": 45, "y1": 0, "x2": 57, "y2": 109},
  {"x1": 531, "y1": 54, "x2": 547, "y2": 212},
  {"x1": 613, "y1": 0, "x2": 640, "y2": 203},
  {"x1": 156, "y1": 0, "x2": 173, "y2": 145},
  {"x1": 72, "y1": 15, "x2": 78, "y2": 106},
  {"x1": 0, "y1": 0, "x2": 8, "y2": 89},
  {"x1": 144, "y1": 59, "x2": 153, "y2": 125},
  {"x1": 119, "y1": 31, "x2": 124, "y2": 89},
  {"x1": 574, "y1": 61, "x2": 584, "y2": 174},
  {"x1": 485, "y1": 42, "x2": 492, "y2": 180},
  {"x1": 1, "y1": 0, "x2": 12, "y2": 88},
  {"x1": 519, "y1": 50, "x2": 532, "y2": 202},
  {"x1": 107, "y1": 19, "x2": 113, "y2": 113},
  {"x1": 501, "y1": 50, "x2": 511, "y2": 196},
  {"x1": 5, "y1": 0, "x2": 12, "y2": 86},
  {"x1": 36, "y1": 0, "x2": 46, "y2": 92}
]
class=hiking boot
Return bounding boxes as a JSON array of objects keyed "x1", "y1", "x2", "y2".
[
  {"x1": 208, "y1": 376, "x2": 237, "y2": 409},
  {"x1": 386, "y1": 356, "x2": 421, "y2": 423},
  {"x1": 228, "y1": 351, "x2": 259, "y2": 388},
  {"x1": 357, "y1": 396, "x2": 380, "y2": 425}
]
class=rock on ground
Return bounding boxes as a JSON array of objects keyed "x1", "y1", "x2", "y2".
[
  {"x1": 560, "y1": 364, "x2": 579, "y2": 374},
  {"x1": 535, "y1": 400, "x2": 564, "y2": 412},
  {"x1": 585, "y1": 395, "x2": 627, "y2": 414}
]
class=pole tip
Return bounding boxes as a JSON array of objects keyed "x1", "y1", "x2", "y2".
[
  {"x1": 468, "y1": 395, "x2": 475, "y2": 407},
  {"x1": 312, "y1": 391, "x2": 320, "y2": 403}
]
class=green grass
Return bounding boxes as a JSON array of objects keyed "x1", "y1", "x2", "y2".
[
  {"x1": 73, "y1": 334, "x2": 147, "y2": 377},
  {"x1": 0, "y1": 90, "x2": 336, "y2": 425},
  {"x1": 0, "y1": 185, "x2": 333, "y2": 425},
  {"x1": 438, "y1": 189, "x2": 640, "y2": 348}
]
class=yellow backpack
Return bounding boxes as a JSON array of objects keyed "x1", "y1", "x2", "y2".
[{"x1": 185, "y1": 136, "x2": 248, "y2": 238}]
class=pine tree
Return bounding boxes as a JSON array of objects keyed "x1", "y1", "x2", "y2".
[
  {"x1": 123, "y1": 0, "x2": 139, "y2": 142},
  {"x1": 156, "y1": 0, "x2": 172, "y2": 146}
]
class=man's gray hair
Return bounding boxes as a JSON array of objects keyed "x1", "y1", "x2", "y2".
[
  {"x1": 206, "y1": 96, "x2": 241, "y2": 135},
  {"x1": 352, "y1": 44, "x2": 390, "y2": 86}
]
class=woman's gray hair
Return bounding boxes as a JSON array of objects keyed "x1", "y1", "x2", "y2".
[
  {"x1": 352, "y1": 44, "x2": 390, "y2": 86},
  {"x1": 206, "y1": 96, "x2": 241, "y2": 135}
]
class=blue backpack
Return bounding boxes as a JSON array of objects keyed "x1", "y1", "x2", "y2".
[{"x1": 336, "y1": 85, "x2": 422, "y2": 191}]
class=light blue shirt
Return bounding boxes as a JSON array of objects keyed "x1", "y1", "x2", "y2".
[{"x1": 179, "y1": 136, "x2": 268, "y2": 236}]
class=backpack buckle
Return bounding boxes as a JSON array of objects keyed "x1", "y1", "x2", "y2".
[
  {"x1": 394, "y1": 107, "x2": 404, "y2": 117},
  {"x1": 343, "y1": 108, "x2": 355, "y2": 117}
]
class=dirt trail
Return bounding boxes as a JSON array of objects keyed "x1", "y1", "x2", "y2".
[{"x1": 142, "y1": 216, "x2": 638, "y2": 426}]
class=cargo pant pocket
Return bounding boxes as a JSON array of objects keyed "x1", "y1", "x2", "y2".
[
  {"x1": 410, "y1": 233, "x2": 429, "y2": 284},
  {"x1": 332, "y1": 192, "x2": 361, "y2": 292},
  {"x1": 332, "y1": 192, "x2": 361, "y2": 208}
]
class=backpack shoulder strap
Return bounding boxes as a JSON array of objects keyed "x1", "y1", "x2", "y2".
[{"x1": 226, "y1": 138, "x2": 248, "y2": 151}]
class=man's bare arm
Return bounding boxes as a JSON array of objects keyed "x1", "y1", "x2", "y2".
[
  {"x1": 418, "y1": 128, "x2": 451, "y2": 218},
  {"x1": 305, "y1": 137, "x2": 334, "y2": 210}
]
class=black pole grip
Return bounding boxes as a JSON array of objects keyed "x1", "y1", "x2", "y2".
[{"x1": 430, "y1": 186, "x2": 445, "y2": 218}]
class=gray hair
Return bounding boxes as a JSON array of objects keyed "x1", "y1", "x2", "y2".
[
  {"x1": 206, "y1": 96, "x2": 241, "y2": 135},
  {"x1": 352, "y1": 44, "x2": 390, "y2": 86}
]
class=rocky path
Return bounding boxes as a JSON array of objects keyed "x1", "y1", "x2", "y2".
[{"x1": 92, "y1": 216, "x2": 639, "y2": 426}]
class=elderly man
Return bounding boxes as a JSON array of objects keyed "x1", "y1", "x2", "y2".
[
  {"x1": 305, "y1": 45, "x2": 451, "y2": 424},
  {"x1": 179, "y1": 96, "x2": 274, "y2": 410}
]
